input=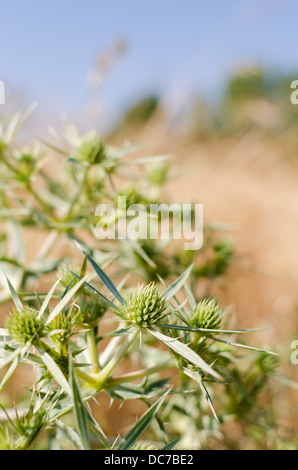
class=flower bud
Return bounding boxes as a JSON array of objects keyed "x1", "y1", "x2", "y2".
[
  {"x1": 124, "y1": 283, "x2": 167, "y2": 328},
  {"x1": 6, "y1": 307, "x2": 44, "y2": 345},
  {"x1": 191, "y1": 298, "x2": 222, "y2": 331},
  {"x1": 78, "y1": 133, "x2": 105, "y2": 164}
]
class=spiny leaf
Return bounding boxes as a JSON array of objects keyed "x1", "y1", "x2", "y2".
[
  {"x1": 38, "y1": 277, "x2": 61, "y2": 320},
  {"x1": 6, "y1": 277, "x2": 23, "y2": 313},
  {"x1": 183, "y1": 367, "x2": 218, "y2": 422},
  {"x1": 161, "y1": 437, "x2": 181, "y2": 450},
  {"x1": 158, "y1": 324, "x2": 266, "y2": 335},
  {"x1": 86, "y1": 409, "x2": 110, "y2": 449},
  {"x1": 45, "y1": 275, "x2": 89, "y2": 325},
  {"x1": 213, "y1": 336, "x2": 279, "y2": 356},
  {"x1": 0, "y1": 345, "x2": 26, "y2": 370},
  {"x1": 67, "y1": 270, "x2": 125, "y2": 316},
  {"x1": 86, "y1": 253, "x2": 125, "y2": 306},
  {"x1": 69, "y1": 357, "x2": 91, "y2": 450},
  {"x1": 162, "y1": 265, "x2": 193, "y2": 301},
  {"x1": 0, "y1": 357, "x2": 18, "y2": 392},
  {"x1": 148, "y1": 329, "x2": 220, "y2": 380},
  {"x1": 117, "y1": 390, "x2": 170, "y2": 450},
  {"x1": 125, "y1": 239, "x2": 157, "y2": 269},
  {"x1": 38, "y1": 347, "x2": 71, "y2": 394}
]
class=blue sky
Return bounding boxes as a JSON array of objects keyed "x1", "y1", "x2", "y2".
[{"x1": 0, "y1": 0, "x2": 297, "y2": 130}]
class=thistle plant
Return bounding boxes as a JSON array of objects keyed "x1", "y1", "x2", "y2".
[{"x1": 0, "y1": 109, "x2": 296, "y2": 451}]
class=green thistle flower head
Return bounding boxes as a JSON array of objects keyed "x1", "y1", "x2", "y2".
[
  {"x1": 6, "y1": 307, "x2": 44, "y2": 345},
  {"x1": 78, "y1": 132, "x2": 105, "y2": 164},
  {"x1": 146, "y1": 162, "x2": 168, "y2": 186},
  {"x1": 257, "y1": 351, "x2": 279, "y2": 374},
  {"x1": 124, "y1": 283, "x2": 168, "y2": 328},
  {"x1": 12, "y1": 399, "x2": 50, "y2": 450},
  {"x1": 15, "y1": 406, "x2": 47, "y2": 437},
  {"x1": 191, "y1": 298, "x2": 222, "y2": 331}
]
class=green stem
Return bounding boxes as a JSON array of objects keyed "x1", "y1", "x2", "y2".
[
  {"x1": 106, "y1": 360, "x2": 175, "y2": 388},
  {"x1": 86, "y1": 328, "x2": 100, "y2": 374},
  {"x1": 15, "y1": 428, "x2": 43, "y2": 450},
  {"x1": 67, "y1": 165, "x2": 89, "y2": 220},
  {"x1": 76, "y1": 368, "x2": 98, "y2": 386},
  {"x1": 94, "y1": 329, "x2": 139, "y2": 388}
]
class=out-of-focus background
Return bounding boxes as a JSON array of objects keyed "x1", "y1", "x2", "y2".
[{"x1": 1, "y1": 0, "x2": 298, "y2": 442}]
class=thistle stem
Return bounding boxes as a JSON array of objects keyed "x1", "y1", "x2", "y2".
[
  {"x1": 106, "y1": 360, "x2": 175, "y2": 388},
  {"x1": 76, "y1": 368, "x2": 98, "y2": 386},
  {"x1": 86, "y1": 328, "x2": 100, "y2": 374},
  {"x1": 94, "y1": 329, "x2": 139, "y2": 389},
  {"x1": 67, "y1": 165, "x2": 89, "y2": 220}
]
